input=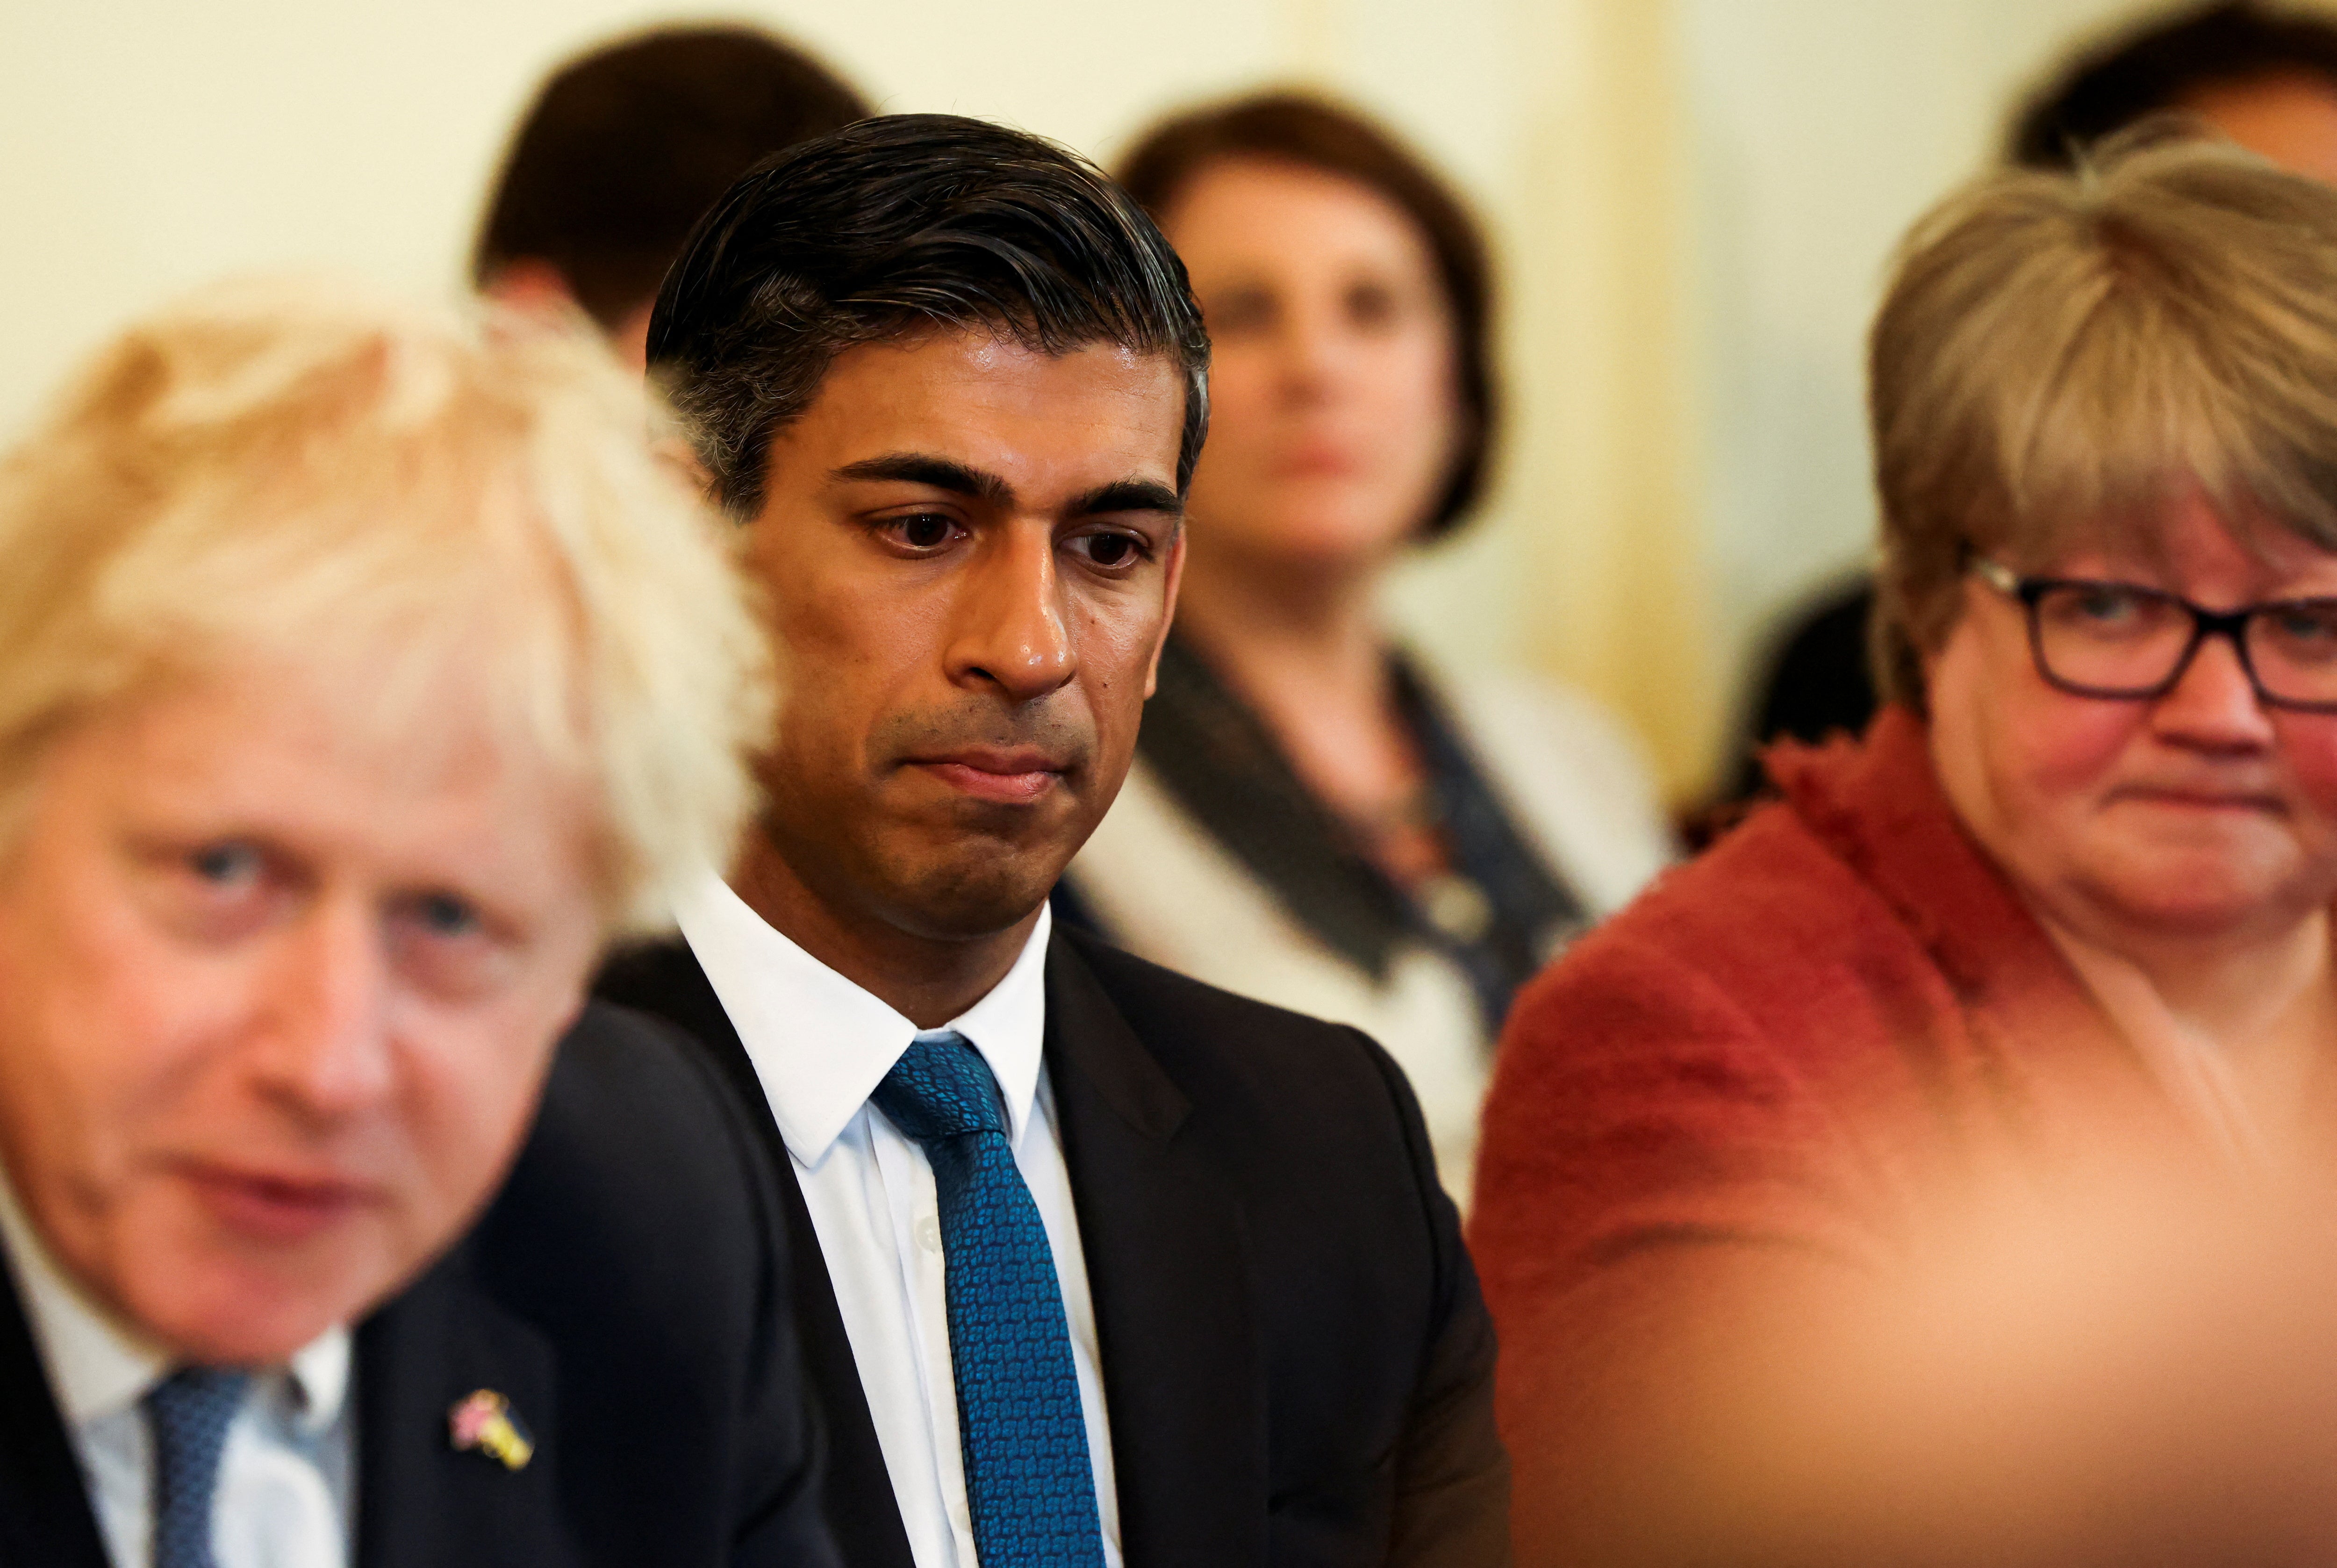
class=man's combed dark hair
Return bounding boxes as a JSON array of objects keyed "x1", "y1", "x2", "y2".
[
  {"x1": 1118, "y1": 91, "x2": 1497, "y2": 540},
  {"x1": 647, "y1": 114, "x2": 1211, "y2": 518},
  {"x1": 473, "y1": 27, "x2": 869, "y2": 329},
  {"x1": 2010, "y1": 1, "x2": 2337, "y2": 169}
]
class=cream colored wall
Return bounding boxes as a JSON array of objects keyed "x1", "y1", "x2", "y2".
[
  {"x1": 0, "y1": 0, "x2": 2273, "y2": 796},
  {"x1": 1680, "y1": 0, "x2": 2161, "y2": 782}
]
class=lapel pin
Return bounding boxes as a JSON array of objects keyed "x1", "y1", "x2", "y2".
[{"x1": 448, "y1": 1388, "x2": 534, "y2": 1472}]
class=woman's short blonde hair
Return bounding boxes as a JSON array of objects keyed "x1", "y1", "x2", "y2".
[
  {"x1": 0, "y1": 274, "x2": 771, "y2": 936},
  {"x1": 1871, "y1": 127, "x2": 2337, "y2": 709}
]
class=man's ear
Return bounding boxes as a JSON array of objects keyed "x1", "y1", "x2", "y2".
[
  {"x1": 1142, "y1": 523, "x2": 1188, "y2": 700},
  {"x1": 482, "y1": 259, "x2": 582, "y2": 322},
  {"x1": 608, "y1": 301, "x2": 655, "y2": 373}
]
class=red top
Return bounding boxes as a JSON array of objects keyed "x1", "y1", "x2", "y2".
[{"x1": 1469, "y1": 705, "x2": 2173, "y2": 1551}]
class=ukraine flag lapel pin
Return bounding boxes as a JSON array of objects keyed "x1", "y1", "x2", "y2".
[{"x1": 448, "y1": 1388, "x2": 535, "y2": 1471}]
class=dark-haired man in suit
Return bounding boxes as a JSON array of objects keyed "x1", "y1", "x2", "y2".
[
  {"x1": 597, "y1": 113, "x2": 1509, "y2": 1568},
  {"x1": 0, "y1": 280, "x2": 835, "y2": 1567}
]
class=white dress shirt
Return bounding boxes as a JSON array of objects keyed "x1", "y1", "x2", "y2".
[
  {"x1": 675, "y1": 875, "x2": 1119, "y2": 1568},
  {"x1": 0, "y1": 1167, "x2": 352, "y2": 1568}
]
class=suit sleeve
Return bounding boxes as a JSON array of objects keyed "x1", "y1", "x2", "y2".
[{"x1": 1351, "y1": 1028, "x2": 1513, "y2": 1568}]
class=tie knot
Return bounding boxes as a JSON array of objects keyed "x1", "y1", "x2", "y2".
[
  {"x1": 145, "y1": 1365, "x2": 250, "y2": 1445},
  {"x1": 873, "y1": 1032, "x2": 1008, "y2": 1146}
]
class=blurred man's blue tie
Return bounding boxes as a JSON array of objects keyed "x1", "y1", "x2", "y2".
[
  {"x1": 144, "y1": 1366, "x2": 249, "y2": 1568},
  {"x1": 874, "y1": 1032, "x2": 1106, "y2": 1568}
]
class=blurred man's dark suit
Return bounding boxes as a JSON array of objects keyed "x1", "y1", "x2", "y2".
[
  {"x1": 597, "y1": 921, "x2": 1511, "y2": 1568},
  {"x1": 0, "y1": 1002, "x2": 839, "y2": 1568}
]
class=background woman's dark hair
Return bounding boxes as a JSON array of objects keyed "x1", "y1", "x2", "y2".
[
  {"x1": 647, "y1": 114, "x2": 1210, "y2": 520},
  {"x1": 1118, "y1": 91, "x2": 1496, "y2": 540},
  {"x1": 2009, "y1": 1, "x2": 2337, "y2": 170}
]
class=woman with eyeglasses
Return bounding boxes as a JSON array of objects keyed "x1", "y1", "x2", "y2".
[{"x1": 1471, "y1": 131, "x2": 2337, "y2": 1562}]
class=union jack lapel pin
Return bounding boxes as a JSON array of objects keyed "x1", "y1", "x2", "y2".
[{"x1": 448, "y1": 1388, "x2": 534, "y2": 1471}]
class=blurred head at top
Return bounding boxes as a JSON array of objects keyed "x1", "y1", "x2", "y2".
[
  {"x1": 1117, "y1": 91, "x2": 1494, "y2": 601},
  {"x1": 1871, "y1": 131, "x2": 2337, "y2": 959},
  {"x1": 474, "y1": 25, "x2": 870, "y2": 368},
  {"x1": 2012, "y1": 1, "x2": 2337, "y2": 181},
  {"x1": 0, "y1": 277, "x2": 768, "y2": 1364},
  {"x1": 648, "y1": 115, "x2": 1204, "y2": 966}
]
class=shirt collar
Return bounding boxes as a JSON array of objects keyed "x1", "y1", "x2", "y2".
[
  {"x1": 282, "y1": 1325, "x2": 351, "y2": 1434},
  {"x1": 0, "y1": 1167, "x2": 162, "y2": 1425},
  {"x1": 674, "y1": 870, "x2": 1054, "y2": 1166},
  {"x1": 0, "y1": 1161, "x2": 350, "y2": 1432}
]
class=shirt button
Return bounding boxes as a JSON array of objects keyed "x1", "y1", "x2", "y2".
[{"x1": 916, "y1": 1215, "x2": 943, "y2": 1253}]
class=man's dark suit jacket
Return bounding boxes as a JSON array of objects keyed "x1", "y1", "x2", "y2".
[
  {"x1": 597, "y1": 923, "x2": 1512, "y2": 1568},
  {"x1": 0, "y1": 1003, "x2": 839, "y2": 1568}
]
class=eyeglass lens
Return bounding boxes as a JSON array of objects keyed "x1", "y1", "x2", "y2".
[{"x1": 2033, "y1": 582, "x2": 2337, "y2": 704}]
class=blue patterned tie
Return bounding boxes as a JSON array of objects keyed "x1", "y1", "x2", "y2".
[
  {"x1": 872, "y1": 1033, "x2": 1105, "y2": 1568},
  {"x1": 143, "y1": 1367, "x2": 249, "y2": 1568}
]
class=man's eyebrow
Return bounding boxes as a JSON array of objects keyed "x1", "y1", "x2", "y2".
[
  {"x1": 830, "y1": 453, "x2": 1014, "y2": 506},
  {"x1": 1068, "y1": 479, "x2": 1184, "y2": 519}
]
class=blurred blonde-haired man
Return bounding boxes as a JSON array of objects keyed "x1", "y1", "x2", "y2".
[{"x1": 0, "y1": 277, "x2": 837, "y2": 1568}]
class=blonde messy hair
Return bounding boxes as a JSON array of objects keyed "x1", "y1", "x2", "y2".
[
  {"x1": 1871, "y1": 128, "x2": 2337, "y2": 710},
  {"x1": 0, "y1": 273, "x2": 771, "y2": 936}
]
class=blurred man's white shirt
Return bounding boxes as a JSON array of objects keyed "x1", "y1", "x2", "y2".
[{"x1": 0, "y1": 1170, "x2": 351, "y2": 1568}]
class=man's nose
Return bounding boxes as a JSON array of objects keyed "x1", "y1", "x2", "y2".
[
  {"x1": 2152, "y1": 628, "x2": 2279, "y2": 751},
  {"x1": 251, "y1": 899, "x2": 397, "y2": 1123},
  {"x1": 946, "y1": 523, "x2": 1076, "y2": 702}
]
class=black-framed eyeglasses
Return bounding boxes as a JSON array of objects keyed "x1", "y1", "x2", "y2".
[{"x1": 1969, "y1": 556, "x2": 2337, "y2": 713}]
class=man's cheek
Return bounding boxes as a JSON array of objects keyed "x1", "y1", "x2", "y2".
[
  {"x1": 764, "y1": 688, "x2": 856, "y2": 783},
  {"x1": 411, "y1": 1045, "x2": 545, "y2": 1220}
]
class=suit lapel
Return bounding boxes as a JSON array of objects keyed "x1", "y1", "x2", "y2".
[
  {"x1": 0, "y1": 1259, "x2": 110, "y2": 1568},
  {"x1": 594, "y1": 942, "x2": 914, "y2": 1568},
  {"x1": 1046, "y1": 934, "x2": 1268, "y2": 1568},
  {"x1": 353, "y1": 1254, "x2": 562, "y2": 1568}
]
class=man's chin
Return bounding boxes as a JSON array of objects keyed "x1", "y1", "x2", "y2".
[
  {"x1": 875, "y1": 859, "x2": 1063, "y2": 943},
  {"x1": 843, "y1": 807, "x2": 1081, "y2": 937},
  {"x1": 115, "y1": 1239, "x2": 405, "y2": 1365}
]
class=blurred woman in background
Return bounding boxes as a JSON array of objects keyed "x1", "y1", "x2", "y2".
[{"x1": 1062, "y1": 93, "x2": 1672, "y2": 1199}]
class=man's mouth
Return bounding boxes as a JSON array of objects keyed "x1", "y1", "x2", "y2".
[
  {"x1": 177, "y1": 1161, "x2": 378, "y2": 1244},
  {"x1": 906, "y1": 747, "x2": 1068, "y2": 803}
]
